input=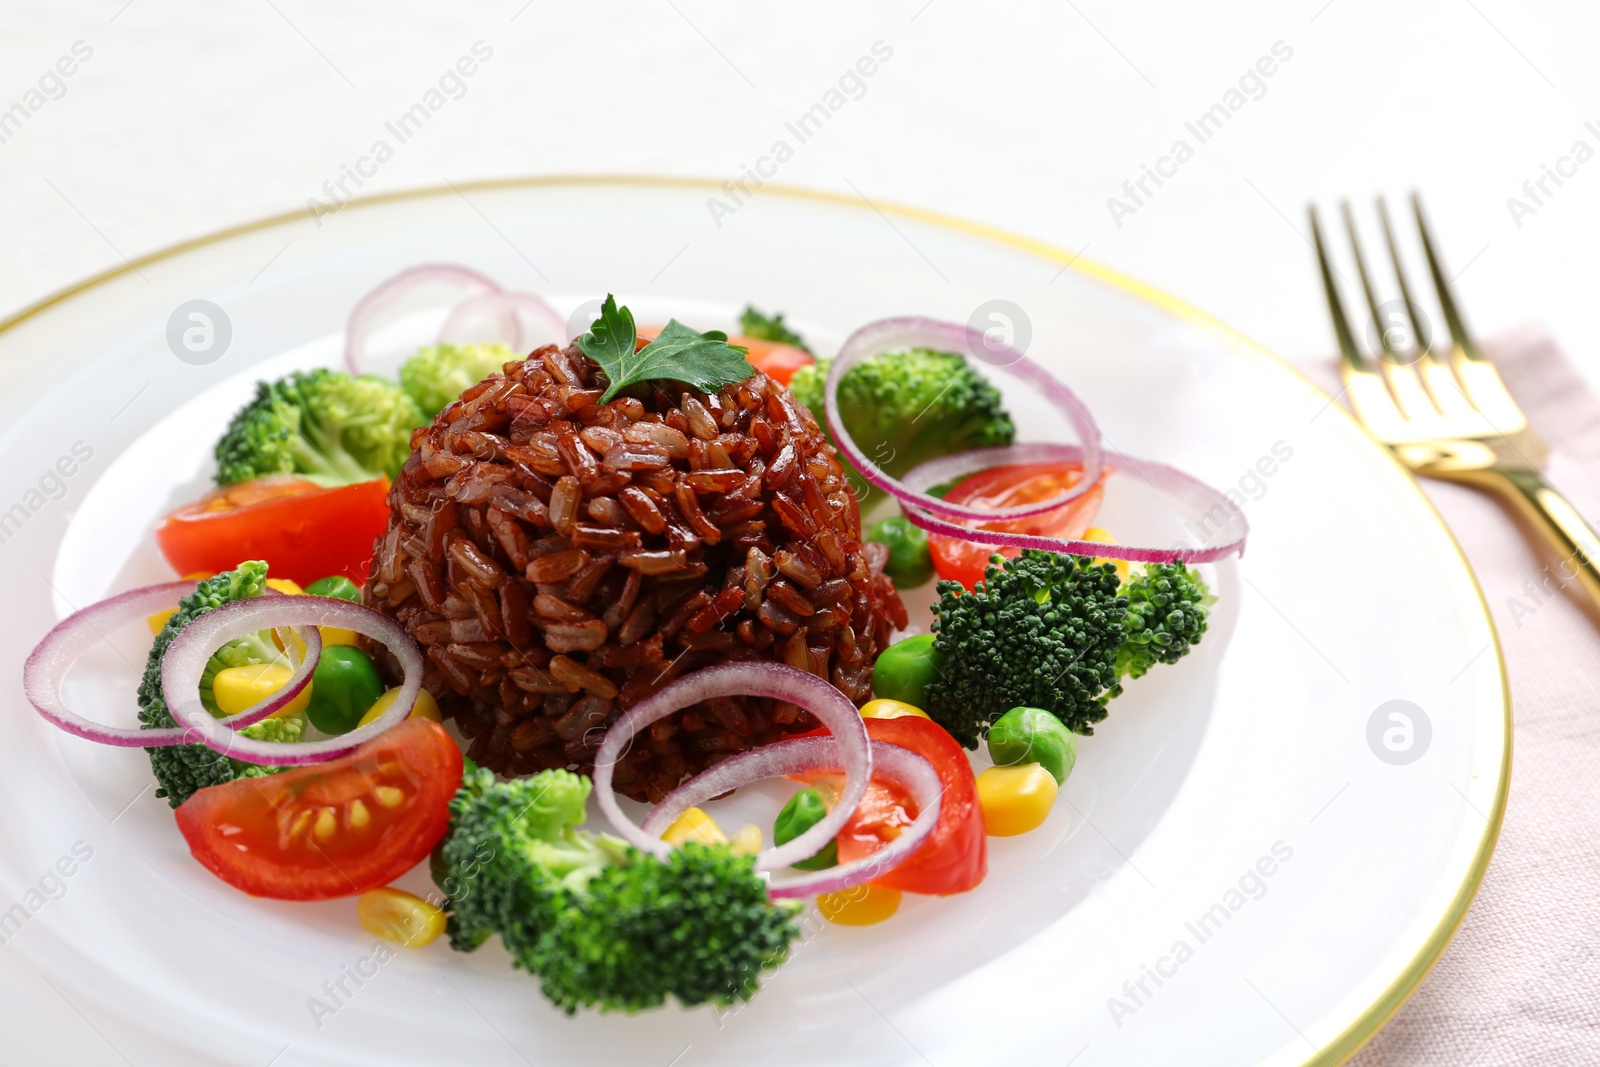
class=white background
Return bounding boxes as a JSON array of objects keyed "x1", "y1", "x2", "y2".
[
  {"x1": 5, "y1": 1, "x2": 1600, "y2": 382},
  {"x1": 3, "y1": 0, "x2": 1596, "y2": 1062}
]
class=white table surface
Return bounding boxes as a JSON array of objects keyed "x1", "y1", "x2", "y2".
[{"x1": 3, "y1": 1, "x2": 1596, "y2": 1063}]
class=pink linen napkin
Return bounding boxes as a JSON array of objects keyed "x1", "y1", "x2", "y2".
[{"x1": 1328, "y1": 328, "x2": 1600, "y2": 1066}]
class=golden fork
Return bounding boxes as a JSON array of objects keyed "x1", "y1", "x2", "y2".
[{"x1": 1310, "y1": 194, "x2": 1600, "y2": 609}]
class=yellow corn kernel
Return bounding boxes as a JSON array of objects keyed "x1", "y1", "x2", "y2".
[
  {"x1": 277, "y1": 627, "x2": 359, "y2": 656},
  {"x1": 313, "y1": 807, "x2": 337, "y2": 841},
  {"x1": 358, "y1": 887, "x2": 446, "y2": 948},
  {"x1": 211, "y1": 663, "x2": 313, "y2": 718},
  {"x1": 661, "y1": 807, "x2": 728, "y2": 848},
  {"x1": 818, "y1": 884, "x2": 902, "y2": 926},
  {"x1": 265, "y1": 578, "x2": 305, "y2": 596},
  {"x1": 859, "y1": 698, "x2": 931, "y2": 721},
  {"x1": 357, "y1": 687, "x2": 443, "y2": 729},
  {"x1": 1082, "y1": 527, "x2": 1129, "y2": 582},
  {"x1": 320, "y1": 626, "x2": 361, "y2": 648},
  {"x1": 728, "y1": 824, "x2": 762, "y2": 856},
  {"x1": 976, "y1": 763, "x2": 1059, "y2": 837},
  {"x1": 346, "y1": 799, "x2": 371, "y2": 830},
  {"x1": 373, "y1": 785, "x2": 406, "y2": 809}
]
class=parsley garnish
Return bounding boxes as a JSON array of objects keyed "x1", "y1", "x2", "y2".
[{"x1": 577, "y1": 294, "x2": 755, "y2": 403}]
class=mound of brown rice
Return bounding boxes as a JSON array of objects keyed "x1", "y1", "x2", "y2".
[{"x1": 366, "y1": 342, "x2": 906, "y2": 801}]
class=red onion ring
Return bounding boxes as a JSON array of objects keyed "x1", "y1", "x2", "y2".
[
  {"x1": 825, "y1": 317, "x2": 1104, "y2": 521},
  {"x1": 640, "y1": 735, "x2": 944, "y2": 900},
  {"x1": 23, "y1": 582, "x2": 319, "y2": 748},
  {"x1": 161, "y1": 596, "x2": 424, "y2": 766},
  {"x1": 344, "y1": 264, "x2": 504, "y2": 377},
  {"x1": 902, "y1": 442, "x2": 1249, "y2": 564},
  {"x1": 593, "y1": 663, "x2": 870, "y2": 871},
  {"x1": 437, "y1": 290, "x2": 565, "y2": 351}
]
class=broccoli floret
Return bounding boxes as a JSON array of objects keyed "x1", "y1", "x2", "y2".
[
  {"x1": 399, "y1": 342, "x2": 514, "y2": 420},
  {"x1": 788, "y1": 348, "x2": 1014, "y2": 479},
  {"x1": 214, "y1": 369, "x2": 422, "y2": 486},
  {"x1": 925, "y1": 550, "x2": 1125, "y2": 747},
  {"x1": 531, "y1": 843, "x2": 801, "y2": 1015},
  {"x1": 1116, "y1": 561, "x2": 1211, "y2": 680},
  {"x1": 436, "y1": 767, "x2": 801, "y2": 1014},
  {"x1": 438, "y1": 766, "x2": 617, "y2": 954},
  {"x1": 923, "y1": 551, "x2": 1211, "y2": 747},
  {"x1": 738, "y1": 306, "x2": 811, "y2": 353},
  {"x1": 137, "y1": 561, "x2": 306, "y2": 807}
]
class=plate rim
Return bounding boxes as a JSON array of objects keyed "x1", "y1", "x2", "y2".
[{"x1": 0, "y1": 174, "x2": 1512, "y2": 1067}]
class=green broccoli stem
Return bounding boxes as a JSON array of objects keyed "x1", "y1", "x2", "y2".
[{"x1": 290, "y1": 417, "x2": 376, "y2": 485}]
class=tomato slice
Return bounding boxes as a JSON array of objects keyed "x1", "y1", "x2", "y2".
[
  {"x1": 927, "y1": 462, "x2": 1106, "y2": 589},
  {"x1": 155, "y1": 475, "x2": 391, "y2": 587},
  {"x1": 727, "y1": 335, "x2": 813, "y2": 386},
  {"x1": 801, "y1": 716, "x2": 986, "y2": 896},
  {"x1": 175, "y1": 718, "x2": 463, "y2": 901}
]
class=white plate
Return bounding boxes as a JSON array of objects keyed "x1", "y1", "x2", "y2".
[{"x1": 0, "y1": 179, "x2": 1506, "y2": 1067}]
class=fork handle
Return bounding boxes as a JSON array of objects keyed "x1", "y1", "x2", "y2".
[{"x1": 1485, "y1": 469, "x2": 1600, "y2": 609}]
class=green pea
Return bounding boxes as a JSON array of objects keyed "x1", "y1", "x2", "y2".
[
  {"x1": 987, "y1": 706, "x2": 1078, "y2": 785},
  {"x1": 872, "y1": 633, "x2": 941, "y2": 709},
  {"x1": 773, "y1": 788, "x2": 838, "y2": 870},
  {"x1": 306, "y1": 646, "x2": 386, "y2": 735},
  {"x1": 305, "y1": 575, "x2": 362, "y2": 602},
  {"x1": 866, "y1": 515, "x2": 934, "y2": 588}
]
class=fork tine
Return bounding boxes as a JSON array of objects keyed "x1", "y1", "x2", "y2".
[
  {"x1": 1376, "y1": 197, "x2": 1436, "y2": 363},
  {"x1": 1413, "y1": 193, "x2": 1526, "y2": 430},
  {"x1": 1412, "y1": 193, "x2": 1485, "y2": 361},
  {"x1": 1309, "y1": 205, "x2": 1374, "y2": 373},
  {"x1": 1339, "y1": 201, "x2": 1442, "y2": 419},
  {"x1": 1375, "y1": 196, "x2": 1478, "y2": 420},
  {"x1": 1342, "y1": 201, "x2": 1404, "y2": 365}
]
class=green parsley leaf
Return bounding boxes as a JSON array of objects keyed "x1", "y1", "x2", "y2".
[
  {"x1": 738, "y1": 306, "x2": 811, "y2": 353},
  {"x1": 578, "y1": 294, "x2": 755, "y2": 403},
  {"x1": 575, "y1": 294, "x2": 637, "y2": 379}
]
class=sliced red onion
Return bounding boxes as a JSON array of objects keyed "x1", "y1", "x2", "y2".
[
  {"x1": 432, "y1": 291, "x2": 518, "y2": 351},
  {"x1": 902, "y1": 442, "x2": 1249, "y2": 564},
  {"x1": 825, "y1": 317, "x2": 1104, "y2": 521},
  {"x1": 640, "y1": 735, "x2": 943, "y2": 899},
  {"x1": 344, "y1": 264, "x2": 503, "y2": 377},
  {"x1": 770, "y1": 741, "x2": 943, "y2": 899},
  {"x1": 23, "y1": 582, "x2": 318, "y2": 748},
  {"x1": 593, "y1": 663, "x2": 870, "y2": 870},
  {"x1": 162, "y1": 597, "x2": 423, "y2": 766},
  {"x1": 437, "y1": 290, "x2": 566, "y2": 351}
]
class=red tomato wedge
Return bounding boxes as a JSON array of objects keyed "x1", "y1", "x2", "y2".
[
  {"x1": 800, "y1": 716, "x2": 986, "y2": 896},
  {"x1": 928, "y1": 462, "x2": 1107, "y2": 589},
  {"x1": 175, "y1": 719, "x2": 463, "y2": 901},
  {"x1": 727, "y1": 335, "x2": 813, "y2": 386},
  {"x1": 155, "y1": 475, "x2": 391, "y2": 586}
]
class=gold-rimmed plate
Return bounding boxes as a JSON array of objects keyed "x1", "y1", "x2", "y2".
[{"x1": 0, "y1": 178, "x2": 1506, "y2": 1066}]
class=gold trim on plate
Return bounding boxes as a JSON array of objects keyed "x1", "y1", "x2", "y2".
[{"x1": 0, "y1": 175, "x2": 1510, "y2": 1067}]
